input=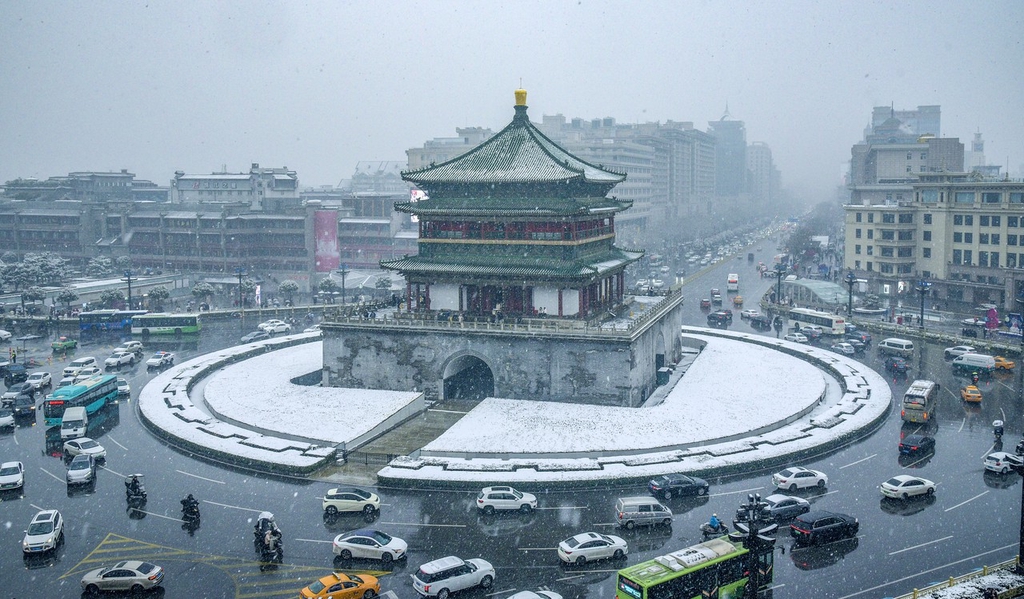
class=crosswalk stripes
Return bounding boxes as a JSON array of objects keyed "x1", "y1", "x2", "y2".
[{"x1": 60, "y1": 533, "x2": 390, "y2": 599}]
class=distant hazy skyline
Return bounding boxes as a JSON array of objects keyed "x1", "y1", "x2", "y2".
[{"x1": 2, "y1": 1, "x2": 1022, "y2": 203}]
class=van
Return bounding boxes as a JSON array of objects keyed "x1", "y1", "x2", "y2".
[
  {"x1": 614, "y1": 496, "x2": 673, "y2": 530},
  {"x1": 877, "y1": 338, "x2": 914, "y2": 358},
  {"x1": 952, "y1": 353, "x2": 997, "y2": 374},
  {"x1": 901, "y1": 380, "x2": 940, "y2": 423},
  {"x1": 60, "y1": 407, "x2": 87, "y2": 440}
]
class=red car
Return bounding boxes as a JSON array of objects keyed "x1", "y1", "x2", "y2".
[{"x1": 700, "y1": 299, "x2": 712, "y2": 309}]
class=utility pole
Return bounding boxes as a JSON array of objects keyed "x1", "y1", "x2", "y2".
[
  {"x1": 338, "y1": 264, "x2": 350, "y2": 306},
  {"x1": 123, "y1": 270, "x2": 135, "y2": 310},
  {"x1": 236, "y1": 267, "x2": 246, "y2": 330}
]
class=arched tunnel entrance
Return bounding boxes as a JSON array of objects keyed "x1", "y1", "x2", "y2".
[{"x1": 442, "y1": 354, "x2": 495, "y2": 401}]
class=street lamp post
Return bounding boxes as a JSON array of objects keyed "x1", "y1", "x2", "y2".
[
  {"x1": 774, "y1": 264, "x2": 787, "y2": 305},
  {"x1": 122, "y1": 270, "x2": 135, "y2": 310},
  {"x1": 338, "y1": 264, "x2": 350, "y2": 306},
  {"x1": 844, "y1": 271, "x2": 857, "y2": 317},
  {"x1": 730, "y1": 493, "x2": 778, "y2": 599},
  {"x1": 235, "y1": 267, "x2": 245, "y2": 329},
  {"x1": 915, "y1": 280, "x2": 931, "y2": 329}
]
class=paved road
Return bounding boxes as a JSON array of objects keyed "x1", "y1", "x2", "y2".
[{"x1": 1, "y1": 257, "x2": 1020, "y2": 599}]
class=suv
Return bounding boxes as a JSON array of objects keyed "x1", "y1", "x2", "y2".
[
  {"x1": 884, "y1": 356, "x2": 909, "y2": 374},
  {"x1": 476, "y1": 486, "x2": 537, "y2": 514},
  {"x1": 105, "y1": 351, "x2": 137, "y2": 369},
  {"x1": 2, "y1": 363, "x2": 28, "y2": 386},
  {"x1": 63, "y1": 356, "x2": 98, "y2": 378},
  {"x1": 2, "y1": 382, "x2": 34, "y2": 407},
  {"x1": 944, "y1": 345, "x2": 977, "y2": 360},
  {"x1": 322, "y1": 487, "x2": 380, "y2": 516},
  {"x1": 22, "y1": 509, "x2": 64, "y2": 554},
  {"x1": 790, "y1": 510, "x2": 858, "y2": 545},
  {"x1": 116, "y1": 341, "x2": 144, "y2": 356},
  {"x1": 412, "y1": 556, "x2": 495, "y2": 598}
]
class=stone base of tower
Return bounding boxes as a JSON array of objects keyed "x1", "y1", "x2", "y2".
[{"x1": 322, "y1": 292, "x2": 684, "y2": 407}]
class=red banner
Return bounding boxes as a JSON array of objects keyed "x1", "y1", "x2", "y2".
[{"x1": 314, "y1": 210, "x2": 340, "y2": 272}]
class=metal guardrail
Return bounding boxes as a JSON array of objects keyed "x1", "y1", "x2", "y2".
[{"x1": 891, "y1": 557, "x2": 1022, "y2": 599}]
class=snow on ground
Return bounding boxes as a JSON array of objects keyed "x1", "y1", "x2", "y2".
[
  {"x1": 203, "y1": 341, "x2": 420, "y2": 446},
  {"x1": 420, "y1": 334, "x2": 826, "y2": 455}
]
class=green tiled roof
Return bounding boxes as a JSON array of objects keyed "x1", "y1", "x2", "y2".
[
  {"x1": 394, "y1": 196, "x2": 632, "y2": 217},
  {"x1": 402, "y1": 103, "x2": 626, "y2": 197},
  {"x1": 381, "y1": 248, "x2": 642, "y2": 282}
]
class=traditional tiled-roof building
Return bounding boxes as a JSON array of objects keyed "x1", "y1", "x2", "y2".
[{"x1": 383, "y1": 89, "x2": 642, "y2": 319}]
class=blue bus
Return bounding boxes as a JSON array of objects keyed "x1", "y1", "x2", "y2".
[
  {"x1": 79, "y1": 310, "x2": 149, "y2": 333},
  {"x1": 42, "y1": 375, "x2": 118, "y2": 427}
]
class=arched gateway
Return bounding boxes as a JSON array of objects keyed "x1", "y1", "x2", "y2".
[
  {"x1": 441, "y1": 352, "x2": 495, "y2": 401},
  {"x1": 321, "y1": 90, "x2": 683, "y2": 406}
]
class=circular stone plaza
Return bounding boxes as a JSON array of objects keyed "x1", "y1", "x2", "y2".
[{"x1": 138, "y1": 325, "x2": 891, "y2": 488}]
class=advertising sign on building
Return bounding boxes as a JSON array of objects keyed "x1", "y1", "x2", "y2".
[{"x1": 314, "y1": 210, "x2": 340, "y2": 272}]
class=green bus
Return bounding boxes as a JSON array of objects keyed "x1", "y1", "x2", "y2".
[
  {"x1": 43, "y1": 374, "x2": 118, "y2": 427},
  {"x1": 616, "y1": 537, "x2": 773, "y2": 599},
  {"x1": 130, "y1": 313, "x2": 202, "y2": 336}
]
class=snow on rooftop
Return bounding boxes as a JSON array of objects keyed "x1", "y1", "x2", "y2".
[
  {"x1": 419, "y1": 334, "x2": 825, "y2": 455},
  {"x1": 203, "y1": 342, "x2": 420, "y2": 446}
]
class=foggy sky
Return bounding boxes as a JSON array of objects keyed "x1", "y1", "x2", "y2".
[{"x1": 2, "y1": 1, "x2": 1022, "y2": 203}]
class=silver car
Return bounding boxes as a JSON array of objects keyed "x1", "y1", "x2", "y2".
[
  {"x1": 66, "y1": 454, "x2": 95, "y2": 485},
  {"x1": 81, "y1": 560, "x2": 165, "y2": 593}
]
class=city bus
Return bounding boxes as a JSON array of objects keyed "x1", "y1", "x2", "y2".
[
  {"x1": 901, "y1": 380, "x2": 940, "y2": 424},
  {"x1": 42, "y1": 374, "x2": 118, "y2": 427},
  {"x1": 616, "y1": 537, "x2": 773, "y2": 599},
  {"x1": 726, "y1": 273, "x2": 739, "y2": 292},
  {"x1": 130, "y1": 313, "x2": 202, "y2": 336},
  {"x1": 787, "y1": 308, "x2": 846, "y2": 335},
  {"x1": 79, "y1": 309, "x2": 149, "y2": 333}
]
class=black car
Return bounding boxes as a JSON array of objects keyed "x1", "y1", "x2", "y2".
[
  {"x1": 2, "y1": 382, "x2": 34, "y2": 407},
  {"x1": 2, "y1": 363, "x2": 28, "y2": 387},
  {"x1": 240, "y1": 330, "x2": 271, "y2": 343},
  {"x1": 843, "y1": 337, "x2": 866, "y2": 352},
  {"x1": 12, "y1": 394, "x2": 35, "y2": 417},
  {"x1": 707, "y1": 312, "x2": 730, "y2": 328},
  {"x1": 846, "y1": 331, "x2": 872, "y2": 345},
  {"x1": 790, "y1": 510, "x2": 859, "y2": 545},
  {"x1": 648, "y1": 474, "x2": 709, "y2": 499},
  {"x1": 750, "y1": 315, "x2": 772, "y2": 330},
  {"x1": 898, "y1": 434, "x2": 935, "y2": 455},
  {"x1": 884, "y1": 356, "x2": 909, "y2": 374}
]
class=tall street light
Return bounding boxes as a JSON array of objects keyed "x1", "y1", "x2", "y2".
[
  {"x1": 773, "y1": 264, "x2": 787, "y2": 305},
  {"x1": 338, "y1": 263, "x2": 350, "y2": 306},
  {"x1": 122, "y1": 270, "x2": 136, "y2": 310},
  {"x1": 235, "y1": 267, "x2": 246, "y2": 330},
  {"x1": 844, "y1": 271, "x2": 857, "y2": 317},
  {"x1": 916, "y1": 280, "x2": 931, "y2": 329}
]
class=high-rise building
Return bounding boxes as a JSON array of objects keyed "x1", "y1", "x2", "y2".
[
  {"x1": 707, "y1": 110, "x2": 747, "y2": 197},
  {"x1": 868, "y1": 105, "x2": 941, "y2": 138}
]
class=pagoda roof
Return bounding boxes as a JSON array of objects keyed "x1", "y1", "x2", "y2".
[
  {"x1": 402, "y1": 91, "x2": 626, "y2": 194},
  {"x1": 381, "y1": 248, "x2": 642, "y2": 281},
  {"x1": 393, "y1": 195, "x2": 631, "y2": 218}
]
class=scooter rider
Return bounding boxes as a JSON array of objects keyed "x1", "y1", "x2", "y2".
[
  {"x1": 128, "y1": 475, "x2": 142, "y2": 496},
  {"x1": 709, "y1": 513, "x2": 721, "y2": 531},
  {"x1": 181, "y1": 493, "x2": 200, "y2": 517}
]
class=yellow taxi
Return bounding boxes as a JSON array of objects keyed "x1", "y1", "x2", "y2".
[
  {"x1": 960, "y1": 385, "x2": 983, "y2": 403},
  {"x1": 995, "y1": 356, "x2": 1016, "y2": 371},
  {"x1": 733, "y1": 295, "x2": 744, "y2": 306},
  {"x1": 299, "y1": 572, "x2": 380, "y2": 599}
]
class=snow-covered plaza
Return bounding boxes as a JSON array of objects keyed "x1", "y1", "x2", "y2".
[{"x1": 138, "y1": 327, "x2": 891, "y2": 484}]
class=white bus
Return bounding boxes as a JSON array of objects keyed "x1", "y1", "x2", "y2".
[
  {"x1": 788, "y1": 308, "x2": 846, "y2": 335},
  {"x1": 726, "y1": 273, "x2": 739, "y2": 292},
  {"x1": 901, "y1": 380, "x2": 939, "y2": 424}
]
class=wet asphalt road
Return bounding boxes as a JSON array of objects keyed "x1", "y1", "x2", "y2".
[{"x1": 2, "y1": 252, "x2": 1023, "y2": 599}]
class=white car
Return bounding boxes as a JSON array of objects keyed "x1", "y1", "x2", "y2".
[
  {"x1": 57, "y1": 376, "x2": 76, "y2": 388},
  {"x1": 772, "y1": 466, "x2": 827, "y2": 490},
  {"x1": 63, "y1": 437, "x2": 107, "y2": 460},
  {"x1": 63, "y1": 356, "x2": 98, "y2": 378},
  {"x1": 104, "y1": 351, "x2": 137, "y2": 369},
  {"x1": 27, "y1": 371, "x2": 52, "y2": 390},
  {"x1": 303, "y1": 323, "x2": 322, "y2": 333},
  {"x1": 944, "y1": 345, "x2": 977, "y2": 359},
  {"x1": 0, "y1": 460, "x2": 25, "y2": 490},
  {"x1": 412, "y1": 556, "x2": 495, "y2": 598},
  {"x1": 81, "y1": 560, "x2": 165, "y2": 594},
  {"x1": 115, "y1": 341, "x2": 145, "y2": 355},
  {"x1": 880, "y1": 475, "x2": 936, "y2": 499},
  {"x1": 557, "y1": 532, "x2": 628, "y2": 565},
  {"x1": 74, "y1": 366, "x2": 102, "y2": 382},
  {"x1": 116, "y1": 378, "x2": 131, "y2": 397},
  {"x1": 66, "y1": 454, "x2": 96, "y2": 485},
  {"x1": 740, "y1": 309, "x2": 760, "y2": 319},
  {"x1": 0, "y1": 329, "x2": 11, "y2": 341},
  {"x1": 0, "y1": 408, "x2": 13, "y2": 428},
  {"x1": 323, "y1": 487, "x2": 380, "y2": 515},
  {"x1": 984, "y1": 452, "x2": 1024, "y2": 474},
  {"x1": 146, "y1": 351, "x2": 175, "y2": 368},
  {"x1": 22, "y1": 509, "x2": 63, "y2": 554},
  {"x1": 508, "y1": 592, "x2": 562, "y2": 599},
  {"x1": 332, "y1": 529, "x2": 407, "y2": 562},
  {"x1": 258, "y1": 319, "x2": 292, "y2": 334},
  {"x1": 476, "y1": 485, "x2": 538, "y2": 514},
  {"x1": 830, "y1": 342, "x2": 855, "y2": 355},
  {"x1": 784, "y1": 332, "x2": 808, "y2": 344}
]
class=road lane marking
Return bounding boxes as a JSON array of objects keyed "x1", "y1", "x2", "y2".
[
  {"x1": 31, "y1": 502, "x2": 45, "y2": 511},
  {"x1": 39, "y1": 466, "x2": 64, "y2": 484},
  {"x1": 100, "y1": 465, "x2": 126, "y2": 478},
  {"x1": 377, "y1": 521, "x2": 467, "y2": 528},
  {"x1": 835, "y1": 542, "x2": 1016, "y2": 599},
  {"x1": 176, "y1": 469, "x2": 225, "y2": 484},
  {"x1": 958, "y1": 417, "x2": 966, "y2": 433},
  {"x1": 711, "y1": 486, "x2": 765, "y2": 497},
  {"x1": 839, "y1": 453, "x2": 876, "y2": 469},
  {"x1": 944, "y1": 490, "x2": 989, "y2": 512},
  {"x1": 536, "y1": 506, "x2": 587, "y2": 510},
  {"x1": 485, "y1": 590, "x2": 517, "y2": 597},
  {"x1": 106, "y1": 435, "x2": 128, "y2": 451},
  {"x1": 888, "y1": 535, "x2": 953, "y2": 555},
  {"x1": 555, "y1": 570, "x2": 619, "y2": 582},
  {"x1": 1001, "y1": 407, "x2": 1007, "y2": 422},
  {"x1": 294, "y1": 538, "x2": 333, "y2": 544},
  {"x1": 203, "y1": 499, "x2": 263, "y2": 512},
  {"x1": 130, "y1": 508, "x2": 187, "y2": 523},
  {"x1": 517, "y1": 547, "x2": 558, "y2": 551},
  {"x1": 900, "y1": 455, "x2": 931, "y2": 469}
]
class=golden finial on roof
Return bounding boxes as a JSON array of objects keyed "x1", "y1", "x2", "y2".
[{"x1": 515, "y1": 88, "x2": 527, "y2": 106}]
